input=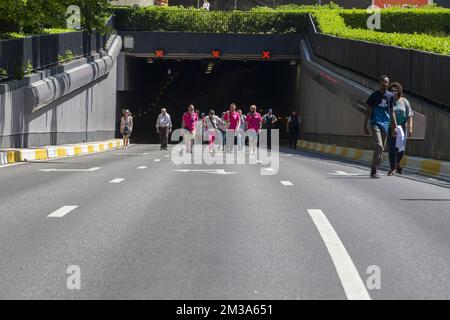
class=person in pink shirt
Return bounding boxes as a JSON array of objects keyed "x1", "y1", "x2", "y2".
[
  {"x1": 181, "y1": 104, "x2": 198, "y2": 153},
  {"x1": 245, "y1": 105, "x2": 262, "y2": 154},
  {"x1": 223, "y1": 103, "x2": 241, "y2": 152}
]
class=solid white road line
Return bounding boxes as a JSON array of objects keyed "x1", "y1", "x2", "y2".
[
  {"x1": 307, "y1": 209, "x2": 371, "y2": 300},
  {"x1": 48, "y1": 206, "x2": 78, "y2": 218},
  {"x1": 0, "y1": 162, "x2": 26, "y2": 169},
  {"x1": 280, "y1": 181, "x2": 293, "y2": 186},
  {"x1": 110, "y1": 178, "x2": 125, "y2": 184},
  {"x1": 137, "y1": 166, "x2": 147, "y2": 169}
]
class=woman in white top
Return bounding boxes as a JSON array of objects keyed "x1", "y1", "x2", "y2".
[
  {"x1": 203, "y1": 109, "x2": 222, "y2": 153},
  {"x1": 120, "y1": 109, "x2": 133, "y2": 149}
]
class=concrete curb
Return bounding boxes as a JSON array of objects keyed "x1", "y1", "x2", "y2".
[
  {"x1": 0, "y1": 139, "x2": 124, "y2": 164},
  {"x1": 297, "y1": 140, "x2": 450, "y2": 182}
]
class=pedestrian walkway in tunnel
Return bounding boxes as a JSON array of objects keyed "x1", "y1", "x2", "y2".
[{"x1": 117, "y1": 58, "x2": 300, "y2": 143}]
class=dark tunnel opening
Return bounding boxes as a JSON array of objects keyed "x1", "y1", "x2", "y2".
[{"x1": 116, "y1": 58, "x2": 301, "y2": 144}]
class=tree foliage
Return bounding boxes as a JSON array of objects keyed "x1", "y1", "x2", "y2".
[{"x1": 0, "y1": 0, "x2": 114, "y2": 35}]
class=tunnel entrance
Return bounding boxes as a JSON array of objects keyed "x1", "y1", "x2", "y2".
[{"x1": 117, "y1": 57, "x2": 301, "y2": 143}]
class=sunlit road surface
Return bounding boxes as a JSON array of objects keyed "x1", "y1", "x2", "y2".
[{"x1": 0, "y1": 144, "x2": 449, "y2": 299}]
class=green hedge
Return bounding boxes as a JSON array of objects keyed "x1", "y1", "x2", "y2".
[
  {"x1": 114, "y1": 6, "x2": 310, "y2": 34},
  {"x1": 0, "y1": 28, "x2": 74, "y2": 40},
  {"x1": 313, "y1": 9, "x2": 450, "y2": 55},
  {"x1": 113, "y1": 6, "x2": 450, "y2": 55},
  {"x1": 340, "y1": 7, "x2": 450, "y2": 35}
]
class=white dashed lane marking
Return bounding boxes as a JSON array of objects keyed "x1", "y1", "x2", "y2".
[
  {"x1": 280, "y1": 181, "x2": 293, "y2": 186},
  {"x1": 307, "y1": 209, "x2": 371, "y2": 300},
  {"x1": 154, "y1": 159, "x2": 161, "y2": 162},
  {"x1": 137, "y1": 166, "x2": 147, "y2": 170},
  {"x1": 39, "y1": 167, "x2": 101, "y2": 172},
  {"x1": 47, "y1": 206, "x2": 78, "y2": 218},
  {"x1": 110, "y1": 178, "x2": 125, "y2": 184}
]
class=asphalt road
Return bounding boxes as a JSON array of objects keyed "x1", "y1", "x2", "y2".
[{"x1": 0, "y1": 144, "x2": 449, "y2": 299}]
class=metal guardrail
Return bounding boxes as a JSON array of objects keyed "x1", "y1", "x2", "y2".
[{"x1": 307, "y1": 14, "x2": 450, "y2": 108}]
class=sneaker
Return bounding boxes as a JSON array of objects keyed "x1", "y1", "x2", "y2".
[
  {"x1": 387, "y1": 169, "x2": 395, "y2": 176},
  {"x1": 396, "y1": 166, "x2": 403, "y2": 175},
  {"x1": 370, "y1": 169, "x2": 380, "y2": 179}
]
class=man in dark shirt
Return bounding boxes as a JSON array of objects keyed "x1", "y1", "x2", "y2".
[
  {"x1": 287, "y1": 110, "x2": 300, "y2": 149},
  {"x1": 364, "y1": 75, "x2": 397, "y2": 178}
]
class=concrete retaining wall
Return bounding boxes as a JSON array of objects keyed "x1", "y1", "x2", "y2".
[
  {"x1": 0, "y1": 36, "x2": 122, "y2": 149},
  {"x1": 298, "y1": 39, "x2": 450, "y2": 162}
]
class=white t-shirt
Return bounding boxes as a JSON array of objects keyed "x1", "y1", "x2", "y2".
[
  {"x1": 202, "y1": 2, "x2": 210, "y2": 10},
  {"x1": 204, "y1": 115, "x2": 220, "y2": 130}
]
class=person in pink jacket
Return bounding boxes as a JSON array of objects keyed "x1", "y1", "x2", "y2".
[
  {"x1": 245, "y1": 105, "x2": 262, "y2": 154},
  {"x1": 181, "y1": 104, "x2": 198, "y2": 153},
  {"x1": 223, "y1": 103, "x2": 241, "y2": 153}
]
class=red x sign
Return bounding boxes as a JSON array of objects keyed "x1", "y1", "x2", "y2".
[
  {"x1": 155, "y1": 49, "x2": 164, "y2": 58},
  {"x1": 262, "y1": 51, "x2": 271, "y2": 59},
  {"x1": 211, "y1": 50, "x2": 220, "y2": 58}
]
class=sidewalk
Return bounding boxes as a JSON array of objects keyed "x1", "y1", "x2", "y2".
[
  {"x1": 0, "y1": 139, "x2": 124, "y2": 164},
  {"x1": 296, "y1": 140, "x2": 450, "y2": 182}
]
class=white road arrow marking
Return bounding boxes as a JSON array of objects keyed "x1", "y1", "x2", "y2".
[
  {"x1": 39, "y1": 167, "x2": 101, "y2": 172},
  {"x1": 175, "y1": 169, "x2": 237, "y2": 175},
  {"x1": 208, "y1": 170, "x2": 238, "y2": 175},
  {"x1": 110, "y1": 178, "x2": 125, "y2": 184},
  {"x1": 330, "y1": 171, "x2": 364, "y2": 176}
]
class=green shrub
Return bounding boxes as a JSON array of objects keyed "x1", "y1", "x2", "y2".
[
  {"x1": 0, "y1": 32, "x2": 25, "y2": 39},
  {"x1": 58, "y1": 50, "x2": 76, "y2": 64},
  {"x1": 340, "y1": 7, "x2": 450, "y2": 35},
  {"x1": 24, "y1": 60, "x2": 33, "y2": 76},
  {"x1": 0, "y1": 68, "x2": 7, "y2": 80},
  {"x1": 313, "y1": 9, "x2": 450, "y2": 55},
  {"x1": 42, "y1": 28, "x2": 76, "y2": 34}
]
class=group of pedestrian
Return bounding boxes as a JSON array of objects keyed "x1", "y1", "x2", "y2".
[
  {"x1": 182, "y1": 103, "x2": 267, "y2": 154},
  {"x1": 365, "y1": 75, "x2": 414, "y2": 178},
  {"x1": 121, "y1": 75, "x2": 413, "y2": 178},
  {"x1": 120, "y1": 105, "x2": 303, "y2": 153}
]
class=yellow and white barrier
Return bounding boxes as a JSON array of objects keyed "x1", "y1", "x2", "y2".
[
  {"x1": 297, "y1": 140, "x2": 450, "y2": 181},
  {"x1": 0, "y1": 139, "x2": 124, "y2": 164}
]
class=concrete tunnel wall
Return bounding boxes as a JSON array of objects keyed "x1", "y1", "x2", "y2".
[
  {"x1": 0, "y1": 38, "x2": 121, "y2": 149},
  {"x1": 298, "y1": 58, "x2": 450, "y2": 162}
]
